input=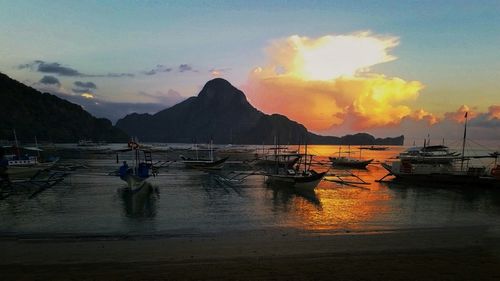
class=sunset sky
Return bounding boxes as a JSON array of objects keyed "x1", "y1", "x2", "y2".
[{"x1": 1, "y1": 0, "x2": 499, "y2": 141}]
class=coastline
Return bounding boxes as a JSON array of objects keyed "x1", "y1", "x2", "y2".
[{"x1": 2, "y1": 226, "x2": 500, "y2": 280}]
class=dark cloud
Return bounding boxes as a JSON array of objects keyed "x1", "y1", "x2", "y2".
[
  {"x1": 142, "y1": 64, "x2": 173, "y2": 75},
  {"x1": 469, "y1": 114, "x2": 500, "y2": 129},
  {"x1": 101, "y1": 72, "x2": 135, "y2": 78},
  {"x1": 38, "y1": 62, "x2": 81, "y2": 76},
  {"x1": 72, "y1": 80, "x2": 97, "y2": 94},
  {"x1": 72, "y1": 88, "x2": 93, "y2": 94},
  {"x1": 18, "y1": 60, "x2": 134, "y2": 78},
  {"x1": 74, "y1": 81, "x2": 97, "y2": 89},
  {"x1": 39, "y1": 75, "x2": 60, "y2": 86},
  {"x1": 178, "y1": 64, "x2": 193, "y2": 72}
]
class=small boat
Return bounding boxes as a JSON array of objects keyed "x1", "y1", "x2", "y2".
[
  {"x1": 180, "y1": 141, "x2": 228, "y2": 170},
  {"x1": 329, "y1": 145, "x2": 373, "y2": 169},
  {"x1": 359, "y1": 145, "x2": 389, "y2": 151},
  {"x1": 252, "y1": 153, "x2": 301, "y2": 169},
  {"x1": 251, "y1": 144, "x2": 301, "y2": 169},
  {"x1": 115, "y1": 140, "x2": 157, "y2": 190},
  {"x1": 4, "y1": 146, "x2": 58, "y2": 179},
  {"x1": 266, "y1": 169, "x2": 327, "y2": 190},
  {"x1": 329, "y1": 156, "x2": 373, "y2": 168},
  {"x1": 264, "y1": 142, "x2": 326, "y2": 191},
  {"x1": 77, "y1": 139, "x2": 99, "y2": 147},
  {"x1": 180, "y1": 156, "x2": 229, "y2": 170}
]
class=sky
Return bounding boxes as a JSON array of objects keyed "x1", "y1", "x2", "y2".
[{"x1": 1, "y1": 0, "x2": 499, "y2": 142}]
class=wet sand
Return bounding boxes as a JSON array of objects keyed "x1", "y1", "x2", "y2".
[{"x1": 2, "y1": 226, "x2": 500, "y2": 280}]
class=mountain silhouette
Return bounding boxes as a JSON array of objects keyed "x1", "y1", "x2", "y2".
[
  {"x1": 116, "y1": 78, "x2": 404, "y2": 145},
  {"x1": 0, "y1": 72, "x2": 128, "y2": 142}
]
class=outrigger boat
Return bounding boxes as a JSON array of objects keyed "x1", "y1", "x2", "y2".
[
  {"x1": 359, "y1": 145, "x2": 389, "y2": 151},
  {"x1": 329, "y1": 145, "x2": 373, "y2": 169},
  {"x1": 3, "y1": 146, "x2": 58, "y2": 180},
  {"x1": 180, "y1": 141, "x2": 228, "y2": 170},
  {"x1": 264, "y1": 141, "x2": 326, "y2": 190},
  {"x1": 251, "y1": 145, "x2": 301, "y2": 169},
  {"x1": 115, "y1": 140, "x2": 158, "y2": 190}
]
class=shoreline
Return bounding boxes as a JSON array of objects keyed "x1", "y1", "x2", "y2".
[{"x1": 2, "y1": 225, "x2": 500, "y2": 280}]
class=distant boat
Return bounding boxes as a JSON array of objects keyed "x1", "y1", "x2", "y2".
[
  {"x1": 180, "y1": 141, "x2": 228, "y2": 170},
  {"x1": 329, "y1": 157, "x2": 373, "y2": 169},
  {"x1": 359, "y1": 145, "x2": 389, "y2": 151},
  {"x1": 329, "y1": 145, "x2": 373, "y2": 169},
  {"x1": 77, "y1": 139, "x2": 98, "y2": 147},
  {"x1": 251, "y1": 145, "x2": 300, "y2": 169},
  {"x1": 180, "y1": 156, "x2": 229, "y2": 170}
]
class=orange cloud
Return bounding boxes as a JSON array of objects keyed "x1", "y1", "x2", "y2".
[
  {"x1": 487, "y1": 105, "x2": 500, "y2": 120},
  {"x1": 409, "y1": 109, "x2": 439, "y2": 125},
  {"x1": 444, "y1": 105, "x2": 477, "y2": 123},
  {"x1": 244, "y1": 33, "x2": 425, "y2": 131}
]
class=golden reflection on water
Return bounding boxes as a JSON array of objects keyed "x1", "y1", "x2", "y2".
[{"x1": 270, "y1": 145, "x2": 406, "y2": 231}]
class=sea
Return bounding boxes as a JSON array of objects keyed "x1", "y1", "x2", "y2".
[{"x1": 1, "y1": 143, "x2": 500, "y2": 237}]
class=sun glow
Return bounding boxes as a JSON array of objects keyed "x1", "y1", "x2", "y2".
[
  {"x1": 244, "y1": 33, "x2": 426, "y2": 131},
  {"x1": 81, "y1": 93, "x2": 94, "y2": 99},
  {"x1": 266, "y1": 33, "x2": 398, "y2": 81}
]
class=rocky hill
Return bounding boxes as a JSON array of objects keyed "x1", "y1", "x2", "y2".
[
  {"x1": 0, "y1": 72, "x2": 128, "y2": 142},
  {"x1": 116, "y1": 78, "x2": 403, "y2": 145}
]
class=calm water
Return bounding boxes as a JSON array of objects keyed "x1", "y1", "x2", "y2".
[{"x1": 1, "y1": 144, "x2": 500, "y2": 236}]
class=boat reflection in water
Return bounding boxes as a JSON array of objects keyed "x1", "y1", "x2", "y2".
[
  {"x1": 269, "y1": 185, "x2": 321, "y2": 208},
  {"x1": 118, "y1": 182, "x2": 159, "y2": 218}
]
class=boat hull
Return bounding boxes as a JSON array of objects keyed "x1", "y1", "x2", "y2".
[
  {"x1": 121, "y1": 174, "x2": 150, "y2": 190},
  {"x1": 381, "y1": 163, "x2": 500, "y2": 188},
  {"x1": 182, "y1": 157, "x2": 229, "y2": 170},
  {"x1": 6, "y1": 161, "x2": 57, "y2": 180},
  {"x1": 266, "y1": 171, "x2": 326, "y2": 190},
  {"x1": 330, "y1": 158, "x2": 373, "y2": 169}
]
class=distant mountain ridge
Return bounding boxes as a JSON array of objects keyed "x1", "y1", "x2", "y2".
[
  {"x1": 117, "y1": 78, "x2": 404, "y2": 145},
  {"x1": 0, "y1": 72, "x2": 128, "y2": 142}
]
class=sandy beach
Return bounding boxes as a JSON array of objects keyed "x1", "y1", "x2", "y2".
[{"x1": 2, "y1": 225, "x2": 500, "y2": 280}]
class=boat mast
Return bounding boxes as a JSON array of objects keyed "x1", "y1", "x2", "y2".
[
  {"x1": 273, "y1": 135, "x2": 278, "y2": 174},
  {"x1": 210, "y1": 139, "x2": 213, "y2": 162},
  {"x1": 35, "y1": 136, "x2": 41, "y2": 158},
  {"x1": 461, "y1": 112, "x2": 468, "y2": 171},
  {"x1": 13, "y1": 129, "x2": 20, "y2": 156},
  {"x1": 304, "y1": 138, "x2": 308, "y2": 172}
]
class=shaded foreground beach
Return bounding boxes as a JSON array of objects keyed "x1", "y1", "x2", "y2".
[{"x1": 2, "y1": 226, "x2": 500, "y2": 280}]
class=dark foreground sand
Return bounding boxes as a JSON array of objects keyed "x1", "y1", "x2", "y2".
[{"x1": 2, "y1": 226, "x2": 500, "y2": 280}]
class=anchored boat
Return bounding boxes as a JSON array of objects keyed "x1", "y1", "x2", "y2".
[
  {"x1": 264, "y1": 141, "x2": 326, "y2": 190},
  {"x1": 379, "y1": 112, "x2": 500, "y2": 187}
]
